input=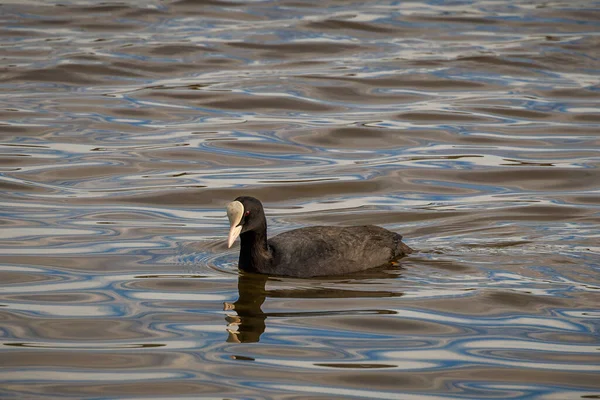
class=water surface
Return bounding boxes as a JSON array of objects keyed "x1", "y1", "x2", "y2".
[{"x1": 1, "y1": 0, "x2": 599, "y2": 399}]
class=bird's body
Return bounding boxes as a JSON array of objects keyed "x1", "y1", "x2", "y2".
[
  {"x1": 267, "y1": 225, "x2": 411, "y2": 277},
  {"x1": 227, "y1": 196, "x2": 413, "y2": 278}
]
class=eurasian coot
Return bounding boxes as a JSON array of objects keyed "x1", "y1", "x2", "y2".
[{"x1": 226, "y1": 196, "x2": 413, "y2": 277}]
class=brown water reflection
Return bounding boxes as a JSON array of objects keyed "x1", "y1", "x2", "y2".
[{"x1": 2, "y1": 0, "x2": 600, "y2": 398}]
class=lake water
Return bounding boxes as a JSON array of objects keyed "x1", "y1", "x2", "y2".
[{"x1": 1, "y1": 0, "x2": 599, "y2": 399}]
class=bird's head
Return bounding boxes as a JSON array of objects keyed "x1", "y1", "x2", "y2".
[{"x1": 226, "y1": 196, "x2": 266, "y2": 248}]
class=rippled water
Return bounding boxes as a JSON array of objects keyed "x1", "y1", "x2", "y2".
[{"x1": 1, "y1": 0, "x2": 599, "y2": 398}]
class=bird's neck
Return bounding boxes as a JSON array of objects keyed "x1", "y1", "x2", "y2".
[{"x1": 239, "y1": 228, "x2": 272, "y2": 273}]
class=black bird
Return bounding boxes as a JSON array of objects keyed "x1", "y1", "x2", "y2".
[{"x1": 226, "y1": 196, "x2": 413, "y2": 277}]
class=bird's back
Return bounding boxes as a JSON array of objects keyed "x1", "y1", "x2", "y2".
[{"x1": 267, "y1": 225, "x2": 411, "y2": 277}]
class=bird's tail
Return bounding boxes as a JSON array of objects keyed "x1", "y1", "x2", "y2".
[
  {"x1": 398, "y1": 240, "x2": 413, "y2": 256},
  {"x1": 394, "y1": 233, "x2": 414, "y2": 257}
]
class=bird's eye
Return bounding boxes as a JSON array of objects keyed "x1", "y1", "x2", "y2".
[{"x1": 244, "y1": 211, "x2": 250, "y2": 216}]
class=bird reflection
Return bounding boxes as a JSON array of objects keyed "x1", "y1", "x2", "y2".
[
  {"x1": 224, "y1": 265, "x2": 405, "y2": 343},
  {"x1": 224, "y1": 273, "x2": 268, "y2": 343}
]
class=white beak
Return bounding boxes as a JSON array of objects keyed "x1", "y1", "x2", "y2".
[{"x1": 226, "y1": 201, "x2": 244, "y2": 248}]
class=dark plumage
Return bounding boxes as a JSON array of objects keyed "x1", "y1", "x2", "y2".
[{"x1": 226, "y1": 196, "x2": 413, "y2": 278}]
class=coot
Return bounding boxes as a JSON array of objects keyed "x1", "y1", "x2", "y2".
[{"x1": 226, "y1": 196, "x2": 413, "y2": 277}]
